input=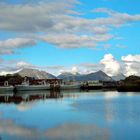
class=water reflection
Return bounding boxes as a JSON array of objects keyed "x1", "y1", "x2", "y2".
[
  {"x1": 0, "y1": 116, "x2": 110, "y2": 140},
  {"x1": 0, "y1": 90, "x2": 63, "y2": 104},
  {"x1": 46, "y1": 123, "x2": 110, "y2": 140},
  {"x1": 16, "y1": 102, "x2": 36, "y2": 112},
  {"x1": 73, "y1": 91, "x2": 140, "y2": 123},
  {"x1": 0, "y1": 118, "x2": 42, "y2": 139},
  {"x1": 0, "y1": 91, "x2": 140, "y2": 140}
]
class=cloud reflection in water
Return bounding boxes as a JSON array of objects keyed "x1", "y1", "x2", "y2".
[
  {"x1": 0, "y1": 118, "x2": 110, "y2": 140},
  {"x1": 46, "y1": 123, "x2": 110, "y2": 140}
]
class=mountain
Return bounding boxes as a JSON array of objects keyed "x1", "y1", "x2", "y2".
[
  {"x1": 17, "y1": 68, "x2": 56, "y2": 79},
  {"x1": 112, "y1": 73, "x2": 126, "y2": 81},
  {"x1": 58, "y1": 70, "x2": 112, "y2": 81},
  {"x1": 17, "y1": 69, "x2": 113, "y2": 81},
  {"x1": 57, "y1": 72, "x2": 81, "y2": 81},
  {"x1": 83, "y1": 70, "x2": 112, "y2": 81}
]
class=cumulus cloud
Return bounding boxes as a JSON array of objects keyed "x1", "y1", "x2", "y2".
[
  {"x1": 57, "y1": 63, "x2": 102, "y2": 75},
  {"x1": 0, "y1": 1, "x2": 113, "y2": 51},
  {"x1": 16, "y1": 61, "x2": 34, "y2": 69},
  {"x1": 71, "y1": 66, "x2": 79, "y2": 74},
  {"x1": 0, "y1": 3, "x2": 140, "y2": 33},
  {"x1": 0, "y1": 2, "x2": 140, "y2": 51},
  {"x1": 0, "y1": 38, "x2": 36, "y2": 55},
  {"x1": 122, "y1": 54, "x2": 140, "y2": 76},
  {"x1": 100, "y1": 54, "x2": 140, "y2": 77},
  {"x1": 100, "y1": 54, "x2": 121, "y2": 76},
  {"x1": 0, "y1": 0, "x2": 79, "y2": 33},
  {"x1": 78, "y1": 63, "x2": 102, "y2": 74},
  {"x1": 59, "y1": 66, "x2": 79, "y2": 75},
  {"x1": 0, "y1": 60, "x2": 34, "y2": 75},
  {"x1": 0, "y1": 54, "x2": 140, "y2": 77}
]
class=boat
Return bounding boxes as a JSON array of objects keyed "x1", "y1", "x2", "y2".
[
  {"x1": 81, "y1": 81, "x2": 103, "y2": 90},
  {"x1": 0, "y1": 86, "x2": 14, "y2": 92},
  {"x1": 60, "y1": 83, "x2": 81, "y2": 90},
  {"x1": 15, "y1": 79, "x2": 50, "y2": 91},
  {"x1": 0, "y1": 81, "x2": 14, "y2": 93}
]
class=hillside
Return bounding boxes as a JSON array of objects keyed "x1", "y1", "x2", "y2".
[
  {"x1": 58, "y1": 70, "x2": 112, "y2": 81},
  {"x1": 17, "y1": 68, "x2": 56, "y2": 79}
]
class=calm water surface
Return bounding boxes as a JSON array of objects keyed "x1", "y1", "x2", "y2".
[{"x1": 0, "y1": 90, "x2": 140, "y2": 140}]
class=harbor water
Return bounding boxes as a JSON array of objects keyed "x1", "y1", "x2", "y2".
[{"x1": 0, "y1": 90, "x2": 140, "y2": 140}]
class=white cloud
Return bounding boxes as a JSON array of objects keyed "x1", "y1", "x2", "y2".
[
  {"x1": 58, "y1": 66, "x2": 79, "y2": 75},
  {"x1": 0, "y1": 1, "x2": 79, "y2": 33},
  {"x1": 0, "y1": 38, "x2": 36, "y2": 55},
  {"x1": 93, "y1": 8, "x2": 140, "y2": 27},
  {"x1": 71, "y1": 66, "x2": 79, "y2": 74},
  {"x1": 40, "y1": 34, "x2": 113, "y2": 48},
  {"x1": 0, "y1": 60, "x2": 34, "y2": 75},
  {"x1": 121, "y1": 54, "x2": 140, "y2": 76},
  {"x1": 0, "y1": 70, "x2": 19, "y2": 76},
  {"x1": 0, "y1": 2, "x2": 140, "y2": 51},
  {"x1": 0, "y1": 1, "x2": 113, "y2": 51},
  {"x1": 16, "y1": 61, "x2": 34, "y2": 69},
  {"x1": 122, "y1": 54, "x2": 140, "y2": 62},
  {"x1": 100, "y1": 54, "x2": 121, "y2": 76},
  {"x1": 0, "y1": 54, "x2": 140, "y2": 77}
]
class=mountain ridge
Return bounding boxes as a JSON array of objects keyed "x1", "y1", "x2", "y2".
[
  {"x1": 16, "y1": 68, "x2": 56, "y2": 79},
  {"x1": 112, "y1": 73, "x2": 126, "y2": 81},
  {"x1": 58, "y1": 70, "x2": 113, "y2": 81},
  {"x1": 12, "y1": 68, "x2": 125, "y2": 81}
]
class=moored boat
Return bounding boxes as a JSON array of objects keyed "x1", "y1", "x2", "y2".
[
  {"x1": 0, "y1": 86, "x2": 14, "y2": 92},
  {"x1": 60, "y1": 83, "x2": 81, "y2": 90},
  {"x1": 15, "y1": 79, "x2": 50, "y2": 91},
  {"x1": 81, "y1": 81, "x2": 103, "y2": 90},
  {"x1": 15, "y1": 84, "x2": 50, "y2": 91},
  {"x1": 0, "y1": 81, "x2": 14, "y2": 92}
]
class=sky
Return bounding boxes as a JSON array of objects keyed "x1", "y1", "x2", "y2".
[{"x1": 0, "y1": 0, "x2": 140, "y2": 76}]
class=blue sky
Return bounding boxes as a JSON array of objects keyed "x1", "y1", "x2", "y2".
[{"x1": 0, "y1": 0, "x2": 140, "y2": 76}]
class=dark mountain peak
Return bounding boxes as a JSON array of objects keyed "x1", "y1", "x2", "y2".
[
  {"x1": 88, "y1": 70, "x2": 108, "y2": 76},
  {"x1": 97, "y1": 70, "x2": 103, "y2": 73},
  {"x1": 58, "y1": 70, "x2": 112, "y2": 82},
  {"x1": 86, "y1": 70, "x2": 112, "y2": 81},
  {"x1": 95, "y1": 70, "x2": 105, "y2": 74}
]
